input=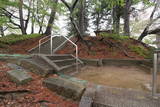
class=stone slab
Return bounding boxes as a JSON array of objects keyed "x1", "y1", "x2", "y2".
[
  {"x1": 7, "y1": 70, "x2": 32, "y2": 85},
  {"x1": 43, "y1": 77, "x2": 86, "y2": 101}
]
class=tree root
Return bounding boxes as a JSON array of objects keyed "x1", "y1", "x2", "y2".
[
  {"x1": 102, "y1": 38, "x2": 135, "y2": 58},
  {"x1": 37, "y1": 100, "x2": 59, "y2": 104},
  {"x1": 0, "y1": 90, "x2": 31, "y2": 95}
]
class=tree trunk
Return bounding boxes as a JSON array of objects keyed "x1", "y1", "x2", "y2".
[
  {"x1": 44, "y1": 0, "x2": 58, "y2": 36},
  {"x1": 78, "y1": 0, "x2": 86, "y2": 36},
  {"x1": 113, "y1": 6, "x2": 120, "y2": 34},
  {"x1": 19, "y1": 0, "x2": 26, "y2": 34},
  {"x1": 0, "y1": 26, "x2": 4, "y2": 37},
  {"x1": 138, "y1": 27, "x2": 148, "y2": 41},
  {"x1": 123, "y1": 0, "x2": 131, "y2": 36}
]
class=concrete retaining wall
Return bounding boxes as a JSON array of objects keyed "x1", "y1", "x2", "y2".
[{"x1": 80, "y1": 58, "x2": 152, "y2": 68}]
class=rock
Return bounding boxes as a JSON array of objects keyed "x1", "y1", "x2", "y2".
[
  {"x1": 7, "y1": 70, "x2": 32, "y2": 85},
  {"x1": 43, "y1": 77, "x2": 86, "y2": 101}
]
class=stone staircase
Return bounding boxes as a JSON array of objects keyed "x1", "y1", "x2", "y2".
[
  {"x1": 28, "y1": 36, "x2": 66, "y2": 54},
  {"x1": 20, "y1": 54, "x2": 84, "y2": 76}
]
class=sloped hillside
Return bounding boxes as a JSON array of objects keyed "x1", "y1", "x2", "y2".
[{"x1": 57, "y1": 33, "x2": 154, "y2": 59}]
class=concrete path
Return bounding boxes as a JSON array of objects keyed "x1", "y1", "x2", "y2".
[{"x1": 80, "y1": 84, "x2": 160, "y2": 107}]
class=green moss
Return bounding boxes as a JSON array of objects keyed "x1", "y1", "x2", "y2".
[
  {"x1": 0, "y1": 34, "x2": 42, "y2": 45},
  {"x1": 89, "y1": 51, "x2": 97, "y2": 56},
  {"x1": 99, "y1": 32, "x2": 129, "y2": 41},
  {"x1": 129, "y1": 45, "x2": 153, "y2": 59},
  {"x1": 0, "y1": 42, "x2": 8, "y2": 48}
]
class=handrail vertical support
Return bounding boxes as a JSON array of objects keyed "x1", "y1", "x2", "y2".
[
  {"x1": 51, "y1": 36, "x2": 53, "y2": 54},
  {"x1": 152, "y1": 53, "x2": 158, "y2": 97}
]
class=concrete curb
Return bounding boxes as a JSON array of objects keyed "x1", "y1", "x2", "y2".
[{"x1": 80, "y1": 58, "x2": 152, "y2": 67}]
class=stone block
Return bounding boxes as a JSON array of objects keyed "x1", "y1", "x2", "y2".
[
  {"x1": 43, "y1": 77, "x2": 86, "y2": 101},
  {"x1": 7, "y1": 70, "x2": 32, "y2": 85}
]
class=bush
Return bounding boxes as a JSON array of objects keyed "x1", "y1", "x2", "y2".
[
  {"x1": 129, "y1": 45, "x2": 152, "y2": 59},
  {"x1": 0, "y1": 34, "x2": 42, "y2": 45},
  {"x1": 99, "y1": 32, "x2": 129, "y2": 41}
]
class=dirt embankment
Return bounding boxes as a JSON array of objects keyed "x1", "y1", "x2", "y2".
[{"x1": 57, "y1": 36, "x2": 153, "y2": 60}]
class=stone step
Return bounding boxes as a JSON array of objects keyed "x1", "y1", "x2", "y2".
[
  {"x1": 43, "y1": 77, "x2": 86, "y2": 101},
  {"x1": 33, "y1": 54, "x2": 84, "y2": 74},
  {"x1": 54, "y1": 59, "x2": 76, "y2": 67},
  {"x1": 59, "y1": 63, "x2": 82, "y2": 74},
  {"x1": 19, "y1": 58, "x2": 54, "y2": 77},
  {"x1": 46, "y1": 54, "x2": 73, "y2": 60},
  {"x1": 52, "y1": 58, "x2": 75, "y2": 63}
]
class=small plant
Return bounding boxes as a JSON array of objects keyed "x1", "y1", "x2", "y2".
[{"x1": 89, "y1": 51, "x2": 97, "y2": 56}]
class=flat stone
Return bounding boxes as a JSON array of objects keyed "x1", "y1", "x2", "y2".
[
  {"x1": 7, "y1": 70, "x2": 32, "y2": 85},
  {"x1": 43, "y1": 77, "x2": 86, "y2": 101}
]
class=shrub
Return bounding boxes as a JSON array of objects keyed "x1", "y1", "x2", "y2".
[
  {"x1": 129, "y1": 45, "x2": 153, "y2": 59},
  {"x1": 99, "y1": 32, "x2": 129, "y2": 41},
  {"x1": 0, "y1": 34, "x2": 42, "y2": 45}
]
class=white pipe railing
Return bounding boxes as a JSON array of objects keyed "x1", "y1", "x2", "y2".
[
  {"x1": 52, "y1": 35, "x2": 74, "y2": 54},
  {"x1": 38, "y1": 36, "x2": 50, "y2": 53},
  {"x1": 50, "y1": 35, "x2": 78, "y2": 72}
]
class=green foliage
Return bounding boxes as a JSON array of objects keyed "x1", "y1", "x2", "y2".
[
  {"x1": 99, "y1": 32, "x2": 129, "y2": 41},
  {"x1": 0, "y1": 42, "x2": 8, "y2": 48},
  {"x1": 89, "y1": 51, "x2": 97, "y2": 56},
  {"x1": 0, "y1": 34, "x2": 42, "y2": 45},
  {"x1": 129, "y1": 45, "x2": 152, "y2": 58}
]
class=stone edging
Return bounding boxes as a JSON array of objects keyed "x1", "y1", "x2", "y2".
[{"x1": 80, "y1": 58, "x2": 152, "y2": 67}]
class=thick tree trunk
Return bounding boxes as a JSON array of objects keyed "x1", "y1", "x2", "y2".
[
  {"x1": 123, "y1": 0, "x2": 131, "y2": 36},
  {"x1": 19, "y1": 0, "x2": 26, "y2": 34},
  {"x1": 44, "y1": 0, "x2": 58, "y2": 36},
  {"x1": 78, "y1": 0, "x2": 85, "y2": 36}
]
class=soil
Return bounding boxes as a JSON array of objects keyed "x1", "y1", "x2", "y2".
[
  {"x1": 75, "y1": 66, "x2": 160, "y2": 92},
  {"x1": 0, "y1": 61, "x2": 78, "y2": 107},
  {"x1": 56, "y1": 36, "x2": 152, "y2": 60},
  {"x1": 0, "y1": 35, "x2": 50, "y2": 54},
  {"x1": 0, "y1": 35, "x2": 152, "y2": 60}
]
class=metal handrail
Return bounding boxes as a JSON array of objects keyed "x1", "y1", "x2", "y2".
[
  {"x1": 52, "y1": 35, "x2": 74, "y2": 54},
  {"x1": 51, "y1": 35, "x2": 79, "y2": 72},
  {"x1": 38, "y1": 36, "x2": 50, "y2": 53}
]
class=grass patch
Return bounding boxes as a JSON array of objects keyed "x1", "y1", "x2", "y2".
[
  {"x1": 129, "y1": 45, "x2": 153, "y2": 59},
  {"x1": 99, "y1": 32, "x2": 129, "y2": 41},
  {"x1": 0, "y1": 34, "x2": 42, "y2": 45}
]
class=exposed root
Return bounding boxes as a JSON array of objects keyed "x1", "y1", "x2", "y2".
[
  {"x1": 102, "y1": 38, "x2": 135, "y2": 58},
  {"x1": 0, "y1": 90, "x2": 31, "y2": 95}
]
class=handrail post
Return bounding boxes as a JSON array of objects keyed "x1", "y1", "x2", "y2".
[
  {"x1": 63, "y1": 36, "x2": 79, "y2": 73},
  {"x1": 38, "y1": 36, "x2": 50, "y2": 54},
  {"x1": 152, "y1": 53, "x2": 158, "y2": 97},
  {"x1": 51, "y1": 36, "x2": 53, "y2": 54}
]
